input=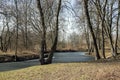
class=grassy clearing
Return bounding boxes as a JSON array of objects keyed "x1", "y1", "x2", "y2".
[{"x1": 0, "y1": 62, "x2": 120, "y2": 80}]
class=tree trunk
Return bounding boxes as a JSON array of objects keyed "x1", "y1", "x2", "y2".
[
  {"x1": 83, "y1": 0, "x2": 100, "y2": 60},
  {"x1": 14, "y1": 0, "x2": 19, "y2": 61},
  {"x1": 46, "y1": 0, "x2": 62, "y2": 64},
  {"x1": 36, "y1": 0, "x2": 46, "y2": 65},
  {"x1": 108, "y1": 0, "x2": 116, "y2": 57},
  {"x1": 114, "y1": 0, "x2": 120, "y2": 55},
  {"x1": 25, "y1": 2, "x2": 28, "y2": 50}
]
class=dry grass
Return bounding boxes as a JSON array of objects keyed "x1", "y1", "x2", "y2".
[
  {"x1": 0, "y1": 50, "x2": 37, "y2": 56},
  {"x1": 0, "y1": 62, "x2": 120, "y2": 80},
  {"x1": 91, "y1": 49, "x2": 113, "y2": 58},
  {"x1": 0, "y1": 50, "x2": 15, "y2": 55}
]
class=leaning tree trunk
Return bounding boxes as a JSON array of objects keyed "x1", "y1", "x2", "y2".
[
  {"x1": 114, "y1": 0, "x2": 120, "y2": 55},
  {"x1": 36, "y1": 0, "x2": 46, "y2": 65},
  {"x1": 93, "y1": 0, "x2": 108, "y2": 59},
  {"x1": 83, "y1": 0, "x2": 100, "y2": 60},
  {"x1": 46, "y1": 0, "x2": 62, "y2": 64}
]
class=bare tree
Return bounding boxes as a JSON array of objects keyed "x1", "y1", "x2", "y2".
[
  {"x1": 94, "y1": 0, "x2": 120, "y2": 57},
  {"x1": 14, "y1": 0, "x2": 19, "y2": 61},
  {"x1": 47, "y1": 0, "x2": 62, "y2": 64},
  {"x1": 36, "y1": 0, "x2": 62, "y2": 64},
  {"x1": 114, "y1": 0, "x2": 120, "y2": 55},
  {"x1": 36, "y1": 0, "x2": 46, "y2": 65},
  {"x1": 83, "y1": 0, "x2": 101, "y2": 60}
]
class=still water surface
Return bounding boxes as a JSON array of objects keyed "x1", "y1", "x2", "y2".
[{"x1": 0, "y1": 52, "x2": 95, "y2": 72}]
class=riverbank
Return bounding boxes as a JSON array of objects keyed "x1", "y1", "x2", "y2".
[
  {"x1": 0, "y1": 50, "x2": 87, "y2": 63},
  {"x1": 0, "y1": 49, "x2": 119, "y2": 63},
  {"x1": 0, "y1": 61, "x2": 120, "y2": 80},
  {"x1": 0, "y1": 52, "x2": 94, "y2": 72}
]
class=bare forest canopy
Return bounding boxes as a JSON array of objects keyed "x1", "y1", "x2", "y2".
[{"x1": 0, "y1": 0, "x2": 120, "y2": 64}]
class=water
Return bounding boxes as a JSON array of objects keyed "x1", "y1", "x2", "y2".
[
  {"x1": 0, "y1": 52, "x2": 95, "y2": 72},
  {"x1": 0, "y1": 59, "x2": 40, "y2": 72},
  {"x1": 52, "y1": 52, "x2": 95, "y2": 63}
]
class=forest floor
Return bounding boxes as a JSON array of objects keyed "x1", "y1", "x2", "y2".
[{"x1": 0, "y1": 60, "x2": 120, "y2": 80}]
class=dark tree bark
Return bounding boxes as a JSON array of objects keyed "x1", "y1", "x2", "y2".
[
  {"x1": 83, "y1": 0, "x2": 100, "y2": 60},
  {"x1": 46, "y1": 0, "x2": 62, "y2": 64},
  {"x1": 14, "y1": 0, "x2": 19, "y2": 61},
  {"x1": 93, "y1": 0, "x2": 107, "y2": 58},
  {"x1": 25, "y1": 1, "x2": 28, "y2": 50},
  {"x1": 37, "y1": 0, "x2": 61, "y2": 64},
  {"x1": 36, "y1": 0, "x2": 46, "y2": 65},
  {"x1": 114, "y1": 0, "x2": 120, "y2": 55},
  {"x1": 101, "y1": 0, "x2": 107, "y2": 59}
]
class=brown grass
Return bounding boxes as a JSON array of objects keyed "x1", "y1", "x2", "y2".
[
  {"x1": 0, "y1": 62, "x2": 120, "y2": 80},
  {"x1": 90, "y1": 49, "x2": 113, "y2": 58},
  {"x1": 0, "y1": 50, "x2": 38, "y2": 56}
]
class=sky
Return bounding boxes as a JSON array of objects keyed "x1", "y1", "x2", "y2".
[
  {"x1": 59, "y1": 0, "x2": 82, "y2": 41},
  {"x1": 62, "y1": 0, "x2": 81, "y2": 35},
  {"x1": 63, "y1": 0, "x2": 78, "y2": 33},
  {"x1": 71, "y1": 0, "x2": 76, "y2": 6}
]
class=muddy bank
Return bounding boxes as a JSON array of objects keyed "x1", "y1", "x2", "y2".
[
  {"x1": 0, "y1": 54, "x2": 39, "y2": 63},
  {"x1": 0, "y1": 49, "x2": 88, "y2": 63},
  {"x1": 45, "y1": 49, "x2": 87, "y2": 53}
]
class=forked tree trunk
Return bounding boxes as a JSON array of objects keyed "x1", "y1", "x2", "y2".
[
  {"x1": 25, "y1": 1, "x2": 28, "y2": 50},
  {"x1": 37, "y1": 0, "x2": 61, "y2": 64}
]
